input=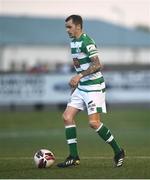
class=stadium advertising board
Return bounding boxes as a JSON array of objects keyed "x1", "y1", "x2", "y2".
[
  {"x1": 104, "y1": 70, "x2": 150, "y2": 103},
  {"x1": 0, "y1": 74, "x2": 71, "y2": 105},
  {"x1": 0, "y1": 71, "x2": 150, "y2": 105}
]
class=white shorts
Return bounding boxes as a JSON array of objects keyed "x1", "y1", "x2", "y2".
[{"x1": 67, "y1": 88, "x2": 107, "y2": 115}]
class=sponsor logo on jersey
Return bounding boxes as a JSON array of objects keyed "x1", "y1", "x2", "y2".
[{"x1": 71, "y1": 41, "x2": 83, "y2": 48}]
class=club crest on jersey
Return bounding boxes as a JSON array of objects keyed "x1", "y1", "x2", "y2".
[
  {"x1": 73, "y1": 58, "x2": 80, "y2": 68},
  {"x1": 87, "y1": 44, "x2": 96, "y2": 52}
]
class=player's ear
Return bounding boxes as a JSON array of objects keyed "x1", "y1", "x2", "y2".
[{"x1": 76, "y1": 24, "x2": 81, "y2": 30}]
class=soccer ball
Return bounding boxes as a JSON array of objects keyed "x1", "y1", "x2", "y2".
[{"x1": 34, "y1": 149, "x2": 55, "y2": 168}]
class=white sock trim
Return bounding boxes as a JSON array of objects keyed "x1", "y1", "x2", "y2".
[
  {"x1": 95, "y1": 123, "x2": 103, "y2": 132},
  {"x1": 65, "y1": 125, "x2": 76, "y2": 129},
  {"x1": 106, "y1": 135, "x2": 114, "y2": 143},
  {"x1": 67, "y1": 138, "x2": 77, "y2": 144}
]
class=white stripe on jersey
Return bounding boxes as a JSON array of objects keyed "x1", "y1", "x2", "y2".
[
  {"x1": 72, "y1": 52, "x2": 87, "y2": 59},
  {"x1": 78, "y1": 82, "x2": 105, "y2": 91},
  {"x1": 80, "y1": 63, "x2": 90, "y2": 70},
  {"x1": 89, "y1": 53, "x2": 99, "y2": 58},
  {"x1": 80, "y1": 71, "x2": 103, "y2": 82}
]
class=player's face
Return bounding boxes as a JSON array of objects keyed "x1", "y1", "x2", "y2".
[{"x1": 65, "y1": 19, "x2": 79, "y2": 38}]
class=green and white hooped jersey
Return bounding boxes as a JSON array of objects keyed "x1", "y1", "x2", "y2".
[{"x1": 71, "y1": 33, "x2": 105, "y2": 92}]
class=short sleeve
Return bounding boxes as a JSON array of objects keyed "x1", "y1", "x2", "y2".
[{"x1": 84, "y1": 38, "x2": 99, "y2": 58}]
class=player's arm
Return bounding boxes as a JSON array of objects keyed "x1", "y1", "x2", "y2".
[
  {"x1": 69, "y1": 56, "x2": 102, "y2": 88},
  {"x1": 79, "y1": 55, "x2": 103, "y2": 78}
]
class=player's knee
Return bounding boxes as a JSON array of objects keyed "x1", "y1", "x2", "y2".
[
  {"x1": 89, "y1": 120, "x2": 100, "y2": 130},
  {"x1": 62, "y1": 112, "x2": 73, "y2": 125}
]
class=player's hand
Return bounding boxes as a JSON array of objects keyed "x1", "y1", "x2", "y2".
[{"x1": 69, "y1": 74, "x2": 83, "y2": 88}]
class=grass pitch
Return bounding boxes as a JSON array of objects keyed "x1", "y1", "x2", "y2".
[{"x1": 0, "y1": 108, "x2": 150, "y2": 179}]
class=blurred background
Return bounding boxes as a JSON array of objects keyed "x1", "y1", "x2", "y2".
[{"x1": 0, "y1": 0, "x2": 150, "y2": 110}]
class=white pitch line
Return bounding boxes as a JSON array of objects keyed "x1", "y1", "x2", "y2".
[{"x1": 1, "y1": 156, "x2": 150, "y2": 160}]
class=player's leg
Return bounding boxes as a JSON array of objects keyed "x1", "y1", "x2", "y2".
[
  {"x1": 86, "y1": 91, "x2": 125, "y2": 167},
  {"x1": 57, "y1": 106, "x2": 80, "y2": 168},
  {"x1": 89, "y1": 112, "x2": 121, "y2": 155},
  {"x1": 89, "y1": 113, "x2": 122, "y2": 155},
  {"x1": 88, "y1": 113, "x2": 124, "y2": 167},
  {"x1": 57, "y1": 89, "x2": 84, "y2": 168},
  {"x1": 63, "y1": 105, "x2": 80, "y2": 158}
]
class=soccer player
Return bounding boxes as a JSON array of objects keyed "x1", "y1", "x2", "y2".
[{"x1": 57, "y1": 15, "x2": 125, "y2": 168}]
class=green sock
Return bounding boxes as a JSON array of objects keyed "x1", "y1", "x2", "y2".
[
  {"x1": 96, "y1": 123, "x2": 121, "y2": 155},
  {"x1": 65, "y1": 125, "x2": 78, "y2": 158}
]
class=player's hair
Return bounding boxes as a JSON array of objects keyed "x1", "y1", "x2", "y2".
[{"x1": 65, "y1": 15, "x2": 83, "y2": 29}]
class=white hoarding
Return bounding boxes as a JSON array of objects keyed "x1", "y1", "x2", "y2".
[
  {"x1": 104, "y1": 70, "x2": 150, "y2": 103},
  {"x1": 0, "y1": 71, "x2": 150, "y2": 105},
  {"x1": 0, "y1": 74, "x2": 72, "y2": 105}
]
